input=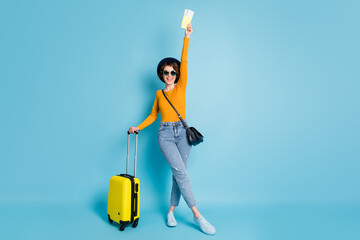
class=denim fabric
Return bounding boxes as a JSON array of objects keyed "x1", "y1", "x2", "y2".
[{"x1": 158, "y1": 120, "x2": 196, "y2": 208}]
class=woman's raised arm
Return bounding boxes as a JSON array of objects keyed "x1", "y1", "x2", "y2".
[{"x1": 177, "y1": 24, "x2": 193, "y2": 89}]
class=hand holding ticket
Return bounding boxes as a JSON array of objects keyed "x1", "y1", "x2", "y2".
[
  {"x1": 185, "y1": 23, "x2": 193, "y2": 38},
  {"x1": 181, "y1": 9, "x2": 194, "y2": 29}
]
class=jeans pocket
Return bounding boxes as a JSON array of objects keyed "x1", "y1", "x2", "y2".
[{"x1": 159, "y1": 126, "x2": 168, "y2": 134}]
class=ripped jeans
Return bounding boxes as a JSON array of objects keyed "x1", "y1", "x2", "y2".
[{"x1": 158, "y1": 120, "x2": 196, "y2": 208}]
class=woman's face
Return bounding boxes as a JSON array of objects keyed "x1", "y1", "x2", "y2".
[{"x1": 163, "y1": 65, "x2": 177, "y2": 85}]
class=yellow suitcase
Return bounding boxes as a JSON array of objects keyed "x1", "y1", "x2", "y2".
[{"x1": 107, "y1": 131, "x2": 140, "y2": 231}]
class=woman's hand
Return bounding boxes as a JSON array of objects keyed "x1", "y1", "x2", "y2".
[
  {"x1": 185, "y1": 23, "x2": 193, "y2": 38},
  {"x1": 128, "y1": 127, "x2": 140, "y2": 134}
]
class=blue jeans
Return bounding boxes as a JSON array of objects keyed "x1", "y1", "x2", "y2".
[{"x1": 158, "y1": 120, "x2": 196, "y2": 208}]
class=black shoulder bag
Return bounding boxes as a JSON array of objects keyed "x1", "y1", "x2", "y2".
[{"x1": 162, "y1": 90, "x2": 204, "y2": 146}]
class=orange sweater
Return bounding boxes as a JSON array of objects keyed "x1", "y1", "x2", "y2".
[{"x1": 137, "y1": 37, "x2": 189, "y2": 131}]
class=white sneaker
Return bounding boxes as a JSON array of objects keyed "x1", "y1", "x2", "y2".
[
  {"x1": 167, "y1": 212, "x2": 177, "y2": 227},
  {"x1": 194, "y1": 216, "x2": 216, "y2": 235}
]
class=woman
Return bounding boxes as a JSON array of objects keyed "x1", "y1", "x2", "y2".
[{"x1": 128, "y1": 23, "x2": 216, "y2": 235}]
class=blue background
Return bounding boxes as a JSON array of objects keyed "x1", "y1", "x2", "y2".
[{"x1": 1, "y1": 0, "x2": 359, "y2": 239}]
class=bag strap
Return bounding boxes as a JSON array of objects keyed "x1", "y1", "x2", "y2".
[{"x1": 162, "y1": 89, "x2": 189, "y2": 128}]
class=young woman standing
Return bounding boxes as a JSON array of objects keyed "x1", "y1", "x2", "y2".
[{"x1": 128, "y1": 23, "x2": 216, "y2": 235}]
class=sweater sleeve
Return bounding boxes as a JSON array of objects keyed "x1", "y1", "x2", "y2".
[
  {"x1": 137, "y1": 93, "x2": 159, "y2": 131},
  {"x1": 176, "y1": 37, "x2": 189, "y2": 89}
]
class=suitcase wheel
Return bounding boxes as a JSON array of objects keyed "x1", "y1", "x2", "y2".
[
  {"x1": 132, "y1": 218, "x2": 139, "y2": 228},
  {"x1": 107, "y1": 214, "x2": 113, "y2": 224},
  {"x1": 120, "y1": 224, "x2": 126, "y2": 231}
]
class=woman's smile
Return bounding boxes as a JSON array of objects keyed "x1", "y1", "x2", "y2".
[{"x1": 166, "y1": 77, "x2": 174, "y2": 82}]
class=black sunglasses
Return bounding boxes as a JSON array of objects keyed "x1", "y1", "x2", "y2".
[{"x1": 163, "y1": 70, "x2": 176, "y2": 76}]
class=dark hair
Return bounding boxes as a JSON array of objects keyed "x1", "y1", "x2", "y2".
[{"x1": 158, "y1": 62, "x2": 181, "y2": 83}]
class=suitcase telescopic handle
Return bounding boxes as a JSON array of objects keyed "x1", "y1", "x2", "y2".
[{"x1": 126, "y1": 131, "x2": 138, "y2": 177}]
